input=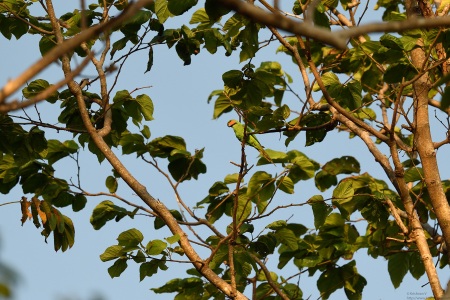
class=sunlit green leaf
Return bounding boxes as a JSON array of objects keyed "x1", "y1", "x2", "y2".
[
  {"x1": 146, "y1": 239, "x2": 167, "y2": 255},
  {"x1": 117, "y1": 228, "x2": 144, "y2": 247},
  {"x1": 155, "y1": 0, "x2": 172, "y2": 23},
  {"x1": 100, "y1": 245, "x2": 124, "y2": 262},
  {"x1": 277, "y1": 176, "x2": 294, "y2": 194}
]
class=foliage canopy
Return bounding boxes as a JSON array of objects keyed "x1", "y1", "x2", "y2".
[{"x1": 1, "y1": 0, "x2": 450, "y2": 299}]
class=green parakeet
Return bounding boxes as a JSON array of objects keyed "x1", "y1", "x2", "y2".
[{"x1": 227, "y1": 119, "x2": 272, "y2": 162}]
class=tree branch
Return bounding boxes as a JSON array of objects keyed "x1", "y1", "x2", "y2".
[
  {"x1": 0, "y1": 53, "x2": 92, "y2": 113},
  {"x1": 42, "y1": 0, "x2": 248, "y2": 298},
  {"x1": 0, "y1": 0, "x2": 154, "y2": 103},
  {"x1": 219, "y1": 0, "x2": 450, "y2": 50}
]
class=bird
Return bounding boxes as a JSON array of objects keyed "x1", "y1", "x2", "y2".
[{"x1": 227, "y1": 119, "x2": 272, "y2": 162}]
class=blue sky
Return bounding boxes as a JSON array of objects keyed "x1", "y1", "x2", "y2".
[{"x1": 0, "y1": 1, "x2": 448, "y2": 299}]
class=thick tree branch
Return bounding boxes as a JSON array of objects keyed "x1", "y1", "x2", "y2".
[
  {"x1": 220, "y1": 0, "x2": 450, "y2": 49},
  {"x1": 336, "y1": 105, "x2": 444, "y2": 299},
  {"x1": 0, "y1": 53, "x2": 91, "y2": 113},
  {"x1": 389, "y1": 138, "x2": 443, "y2": 299},
  {"x1": 43, "y1": 0, "x2": 247, "y2": 298},
  {"x1": 219, "y1": 0, "x2": 348, "y2": 48},
  {"x1": 407, "y1": 0, "x2": 450, "y2": 264}
]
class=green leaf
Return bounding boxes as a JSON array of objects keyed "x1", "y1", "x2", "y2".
[
  {"x1": 110, "y1": 37, "x2": 128, "y2": 59},
  {"x1": 399, "y1": 36, "x2": 419, "y2": 51},
  {"x1": 39, "y1": 35, "x2": 57, "y2": 56},
  {"x1": 236, "y1": 192, "x2": 252, "y2": 222},
  {"x1": 256, "y1": 270, "x2": 278, "y2": 282},
  {"x1": 315, "y1": 170, "x2": 337, "y2": 191},
  {"x1": 346, "y1": 80, "x2": 362, "y2": 110},
  {"x1": 317, "y1": 267, "x2": 343, "y2": 298},
  {"x1": 282, "y1": 283, "x2": 303, "y2": 300},
  {"x1": 114, "y1": 0, "x2": 128, "y2": 10},
  {"x1": 250, "y1": 233, "x2": 277, "y2": 257},
  {"x1": 132, "y1": 250, "x2": 146, "y2": 263},
  {"x1": 314, "y1": 10, "x2": 330, "y2": 30},
  {"x1": 175, "y1": 39, "x2": 192, "y2": 65},
  {"x1": 90, "y1": 200, "x2": 132, "y2": 230},
  {"x1": 288, "y1": 150, "x2": 319, "y2": 182},
  {"x1": 166, "y1": 234, "x2": 180, "y2": 244},
  {"x1": 409, "y1": 252, "x2": 425, "y2": 280},
  {"x1": 155, "y1": 0, "x2": 172, "y2": 23},
  {"x1": 149, "y1": 135, "x2": 186, "y2": 158},
  {"x1": 224, "y1": 173, "x2": 239, "y2": 184},
  {"x1": 333, "y1": 180, "x2": 354, "y2": 200},
  {"x1": 0, "y1": 283, "x2": 10, "y2": 297},
  {"x1": 255, "y1": 283, "x2": 274, "y2": 299},
  {"x1": 404, "y1": 167, "x2": 424, "y2": 183},
  {"x1": 136, "y1": 94, "x2": 154, "y2": 121},
  {"x1": 146, "y1": 239, "x2": 167, "y2": 255},
  {"x1": 140, "y1": 260, "x2": 159, "y2": 281},
  {"x1": 277, "y1": 176, "x2": 294, "y2": 194},
  {"x1": 247, "y1": 171, "x2": 272, "y2": 197},
  {"x1": 380, "y1": 34, "x2": 404, "y2": 50},
  {"x1": 203, "y1": 28, "x2": 222, "y2": 53},
  {"x1": 384, "y1": 63, "x2": 418, "y2": 83},
  {"x1": 322, "y1": 156, "x2": 361, "y2": 175},
  {"x1": 141, "y1": 125, "x2": 151, "y2": 139},
  {"x1": 212, "y1": 93, "x2": 233, "y2": 119},
  {"x1": 113, "y1": 90, "x2": 133, "y2": 103},
  {"x1": 208, "y1": 181, "x2": 229, "y2": 196},
  {"x1": 117, "y1": 228, "x2": 144, "y2": 247},
  {"x1": 167, "y1": 148, "x2": 207, "y2": 182},
  {"x1": 46, "y1": 139, "x2": 78, "y2": 165},
  {"x1": 332, "y1": 181, "x2": 355, "y2": 219},
  {"x1": 105, "y1": 175, "x2": 118, "y2": 193},
  {"x1": 108, "y1": 258, "x2": 128, "y2": 278},
  {"x1": 275, "y1": 228, "x2": 298, "y2": 251},
  {"x1": 51, "y1": 215, "x2": 75, "y2": 252},
  {"x1": 322, "y1": 213, "x2": 345, "y2": 230},
  {"x1": 205, "y1": 0, "x2": 230, "y2": 21},
  {"x1": 222, "y1": 70, "x2": 243, "y2": 88},
  {"x1": 72, "y1": 193, "x2": 87, "y2": 212},
  {"x1": 145, "y1": 46, "x2": 154, "y2": 73},
  {"x1": 388, "y1": 253, "x2": 409, "y2": 288},
  {"x1": 266, "y1": 220, "x2": 287, "y2": 230},
  {"x1": 313, "y1": 72, "x2": 339, "y2": 91},
  {"x1": 239, "y1": 23, "x2": 259, "y2": 62},
  {"x1": 22, "y1": 79, "x2": 59, "y2": 102},
  {"x1": 262, "y1": 149, "x2": 288, "y2": 162},
  {"x1": 100, "y1": 245, "x2": 124, "y2": 262},
  {"x1": 342, "y1": 261, "x2": 366, "y2": 299},
  {"x1": 441, "y1": 86, "x2": 450, "y2": 112},
  {"x1": 2, "y1": 16, "x2": 29, "y2": 39},
  {"x1": 308, "y1": 195, "x2": 332, "y2": 229},
  {"x1": 190, "y1": 8, "x2": 211, "y2": 25},
  {"x1": 167, "y1": 0, "x2": 197, "y2": 15}
]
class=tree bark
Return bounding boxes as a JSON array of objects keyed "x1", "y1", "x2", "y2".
[{"x1": 406, "y1": 0, "x2": 450, "y2": 262}]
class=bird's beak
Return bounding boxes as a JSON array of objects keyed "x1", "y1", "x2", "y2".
[{"x1": 227, "y1": 120, "x2": 236, "y2": 127}]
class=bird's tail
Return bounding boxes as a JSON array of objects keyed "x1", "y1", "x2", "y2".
[{"x1": 259, "y1": 148, "x2": 274, "y2": 164}]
